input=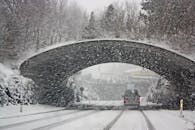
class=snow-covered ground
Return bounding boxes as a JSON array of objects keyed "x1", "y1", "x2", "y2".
[
  {"x1": 163, "y1": 110, "x2": 195, "y2": 129},
  {"x1": 143, "y1": 110, "x2": 195, "y2": 130},
  {"x1": 0, "y1": 104, "x2": 195, "y2": 130},
  {"x1": 0, "y1": 104, "x2": 64, "y2": 118}
]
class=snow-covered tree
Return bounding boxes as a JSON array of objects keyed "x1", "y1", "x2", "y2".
[
  {"x1": 141, "y1": 0, "x2": 194, "y2": 51},
  {"x1": 0, "y1": 63, "x2": 37, "y2": 106},
  {"x1": 82, "y1": 12, "x2": 99, "y2": 39},
  {"x1": 0, "y1": 0, "x2": 87, "y2": 64},
  {"x1": 101, "y1": 4, "x2": 118, "y2": 37}
]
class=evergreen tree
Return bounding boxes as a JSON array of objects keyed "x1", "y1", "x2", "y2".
[
  {"x1": 141, "y1": 0, "x2": 194, "y2": 37},
  {"x1": 141, "y1": 0, "x2": 195, "y2": 51},
  {"x1": 101, "y1": 4, "x2": 118, "y2": 37},
  {"x1": 82, "y1": 12, "x2": 98, "y2": 39}
]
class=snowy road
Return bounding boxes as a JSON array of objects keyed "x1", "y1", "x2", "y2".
[{"x1": 1, "y1": 108, "x2": 195, "y2": 130}]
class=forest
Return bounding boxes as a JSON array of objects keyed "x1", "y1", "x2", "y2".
[{"x1": 0, "y1": 0, "x2": 194, "y2": 66}]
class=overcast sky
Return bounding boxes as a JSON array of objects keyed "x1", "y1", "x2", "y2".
[{"x1": 70, "y1": 0, "x2": 140, "y2": 12}]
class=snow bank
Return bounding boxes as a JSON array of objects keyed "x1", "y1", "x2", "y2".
[
  {"x1": 0, "y1": 104, "x2": 64, "y2": 118},
  {"x1": 166, "y1": 110, "x2": 195, "y2": 125}
]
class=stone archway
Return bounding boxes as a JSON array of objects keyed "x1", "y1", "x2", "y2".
[{"x1": 20, "y1": 39, "x2": 195, "y2": 105}]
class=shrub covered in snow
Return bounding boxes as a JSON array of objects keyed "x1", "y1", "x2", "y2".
[{"x1": 0, "y1": 63, "x2": 37, "y2": 106}]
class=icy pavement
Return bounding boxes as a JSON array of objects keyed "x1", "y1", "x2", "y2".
[
  {"x1": 0, "y1": 105, "x2": 195, "y2": 130},
  {"x1": 50, "y1": 110, "x2": 121, "y2": 130},
  {"x1": 111, "y1": 110, "x2": 148, "y2": 130}
]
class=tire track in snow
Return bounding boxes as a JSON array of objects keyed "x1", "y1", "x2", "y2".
[
  {"x1": 32, "y1": 110, "x2": 100, "y2": 130},
  {"x1": 103, "y1": 110, "x2": 124, "y2": 130},
  {"x1": 0, "y1": 108, "x2": 66, "y2": 119},
  {"x1": 0, "y1": 110, "x2": 80, "y2": 130},
  {"x1": 140, "y1": 110, "x2": 156, "y2": 130}
]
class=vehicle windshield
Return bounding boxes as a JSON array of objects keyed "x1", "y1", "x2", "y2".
[{"x1": 0, "y1": 0, "x2": 194, "y2": 130}]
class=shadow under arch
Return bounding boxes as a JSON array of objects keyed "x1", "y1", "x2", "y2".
[{"x1": 20, "y1": 39, "x2": 195, "y2": 105}]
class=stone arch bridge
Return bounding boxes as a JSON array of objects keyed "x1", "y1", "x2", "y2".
[{"x1": 20, "y1": 39, "x2": 195, "y2": 106}]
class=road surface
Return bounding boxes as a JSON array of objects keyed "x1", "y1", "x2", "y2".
[{"x1": 0, "y1": 108, "x2": 194, "y2": 130}]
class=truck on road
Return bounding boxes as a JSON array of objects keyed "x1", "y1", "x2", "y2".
[{"x1": 123, "y1": 89, "x2": 140, "y2": 107}]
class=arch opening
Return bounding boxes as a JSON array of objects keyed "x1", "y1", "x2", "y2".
[{"x1": 64, "y1": 63, "x2": 178, "y2": 108}]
